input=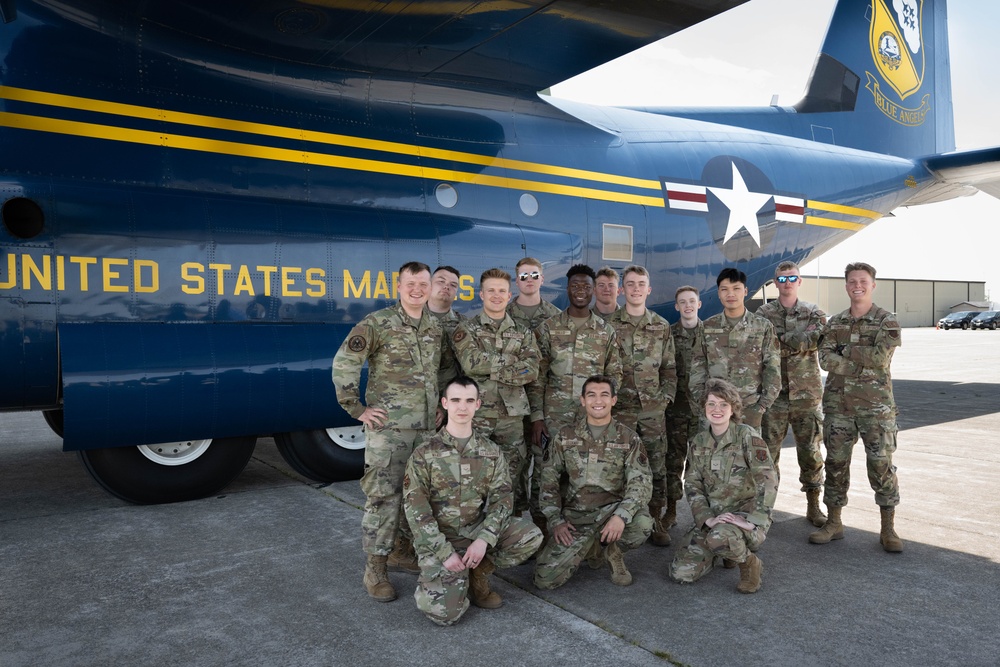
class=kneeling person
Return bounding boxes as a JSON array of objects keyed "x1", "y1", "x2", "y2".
[
  {"x1": 404, "y1": 377, "x2": 543, "y2": 626},
  {"x1": 533, "y1": 376, "x2": 653, "y2": 589},
  {"x1": 670, "y1": 379, "x2": 778, "y2": 594}
]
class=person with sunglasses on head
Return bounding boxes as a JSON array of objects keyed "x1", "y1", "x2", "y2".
[
  {"x1": 689, "y1": 268, "x2": 780, "y2": 432},
  {"x1": 506, "y1": 257, "x2": 561, "y2": 524},
  {"x1": 756, "y1": 261, "x2": 827, "y2": 527}
]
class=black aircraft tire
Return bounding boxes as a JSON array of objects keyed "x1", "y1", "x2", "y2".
[
  {"x1": 42, "y1": 409, "x2": 65, "y2": 438},
  {"x1": 79, "y1": 436, "x2": 257, "y2": 505},
  {"x1": 275, "y1": 429, "x2": 364, "y2": 483}
]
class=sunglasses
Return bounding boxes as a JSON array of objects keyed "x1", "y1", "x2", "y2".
[
  {"x1": 776, "y1": 275, "x2": 800, "y2": 283},
  {"x1": 518, "y1": 271, "x2": 541, "y2": 281}
]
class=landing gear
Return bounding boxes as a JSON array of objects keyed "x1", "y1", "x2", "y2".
[
  {"x1": 275, "y1": 426, "x2": 365, "y2": 482},
  {"x1": 79, "y1": 436, "x2": 257, "y2": 504}
]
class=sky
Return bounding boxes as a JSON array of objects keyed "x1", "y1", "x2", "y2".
[{"x1": 551, "y1": 0, "x2": 1000, "y2": 302}]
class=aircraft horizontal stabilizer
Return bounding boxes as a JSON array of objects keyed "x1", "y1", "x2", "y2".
[{"x1": 919, "y1": 146, "x2": 1000, "y2": 204}]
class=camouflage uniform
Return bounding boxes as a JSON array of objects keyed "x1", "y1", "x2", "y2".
[
  {"x1": 506, "y1": 299, "x2": 561, "y2": 332},
  {"x1": 818, "y1": 304, "x2": 901, "y2": 508},
  {"x1": 430, "y1": 308, "x2": 463, "y2": 387},
  {"x1": 452, "y1": 311, "x2": 539, "y2": 509},
  {"x1": 332, "y1": 302, "x2": 448, "y2": 556},
  {"x1": 403, "y1": 430, "x2": 542, "y2": 626},
  {"x1": 606, "y1": 307, "x2": 677, "y2": 503},
  {"x1": 507, "y1": 298, "x2": 561, "y2": 508},
  {"x1": 664, "y1": 320, "x2": 703, "y2": 503},
  {"x1": 533, "y1": 419, "x2": 653, "y2": 589},
  {"x1": 689, "y1": 310, "x2": 780, "y2": 430},
  {"x1": 528, "y1": 310, "x2": 623, "y2": 516},
  {"x1": 670, "y1": 422, "x2": 778, "y2": 582},
  {"x1": 756, "y1": 299, "x2": 826, "y2": 489}
]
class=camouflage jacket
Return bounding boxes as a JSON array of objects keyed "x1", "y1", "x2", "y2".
[
  {"x1": 528, "y1": 310, "x2": 623, "y2": 423},
  {"x1": 819, "y1": 303, "x2": 901, "y2": 418},
  {"x1": 506, "y1": 298, "x2": 561, "y2": 332},
  {"x1": 689, "y1": 310, "x2": 781, "y2": 418},
  {"x1": 685, "y1": 422, "x2": 777, "y2": 531},
  {"x1": 403, "y1": 430, "x2": 512, "y2": 564},
  {"x1": 606, "y1": 307, "x2": 677, "y2": 413},
  {"x1": 430, "y1": 308, "x2": 463, "y2": 387},
  {"x1": 452, "y1": 311, "x2": 539, "y2": 418},
  {"x1": 332, "y1": 302, "x2": 447, "y2": 430},
  {"x1": 669, "y1": 320, "x2": 703, "y2": 416},
  {"x1": 538, "y1": 418, "x2": 652, "y2": 531},
  {"x1": 756, "y1": 299, "x2": 827, "y2": 401}
]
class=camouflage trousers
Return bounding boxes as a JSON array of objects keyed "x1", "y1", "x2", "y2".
[
  {"x1": 664, "y1": 401, "x2": 697, "y2": 502},
  {"x1": 475, "y1": 415, "x2": 529, "y2": 513},
  {"x1": 669, "y1": 520, "x2": 767, "y2": 583},
  {"x1": 526, "y1": 409, "x2": 578, "y2": 518},
  {"x1": 533, "y1": 505, "x2": 652, "y2": 590},
  {"x1": 360, "y1": 428, "x2": 431, "y2": 555},
  {"x1": 760, "y1": 393, "x2": 824, "y2": 491},
  {"x1": 822, "y1": 413, "x2": 899, "y2": 508},
  {"x1": 616, "y1": 408, "x2": 667, "y2": 503},
  {"x1": 413, "y1": 517, "x2": 543, "y2": 626}
]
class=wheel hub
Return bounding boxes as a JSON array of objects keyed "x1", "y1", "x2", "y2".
[{"x1": 138, "y1": 440, "x2": 213, "y2": 466}]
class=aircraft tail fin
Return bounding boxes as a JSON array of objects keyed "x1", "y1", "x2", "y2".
[{"x1": 793, "y1": 0, "x2": 953, "y2": 158}]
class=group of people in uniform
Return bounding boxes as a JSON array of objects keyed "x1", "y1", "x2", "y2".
[{"x1": 331, "y1": 257, "x2": 904, "y2": 626}]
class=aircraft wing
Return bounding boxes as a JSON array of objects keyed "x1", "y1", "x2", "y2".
[
  {"x1": 44, "y1": 0, "x2": 748, "y2": 94},
  {"x1": 916, "y1": 146, "x2": 1000, "y2": 204}
]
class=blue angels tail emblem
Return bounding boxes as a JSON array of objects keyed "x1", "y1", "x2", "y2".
[{"x1": 870, "y1": 0, "x2": 924, "y2": 100}]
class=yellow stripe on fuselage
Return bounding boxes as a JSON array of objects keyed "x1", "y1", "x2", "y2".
[
  {"x1": 0, "y1": 111, "x2": 665, "y2": 207},
  {"x1": 0, "y1": 85, "x2": 661, "y2": 191},
  {"x1": 0, "y1": 86, "x2": 883, "y2": 226}
]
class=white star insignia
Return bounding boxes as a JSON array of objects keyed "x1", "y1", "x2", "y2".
[{"x1": 709, "y1": 163, "x2": 773, "y2": 247}]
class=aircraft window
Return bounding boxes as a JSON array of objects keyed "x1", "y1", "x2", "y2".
[
  {"x1": 435, "y1": 183, "x2": 458, "y2": 209},
  {"x1": 2, "y1": 197, "x2": 45, "y2": 239},
  {"x1": 602, "y1": 224, "x2": 633, "y2": 262},
  {"x1": 519, "y1": 193, "x2": 539, "y2": 217}
]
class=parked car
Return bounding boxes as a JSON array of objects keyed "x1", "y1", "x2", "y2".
[
  {"x1": 970, "y1": 311, "x2": 1000, "y2": 330},
  {"x1": 939, "y1": 311, "x2": 980, "y2": 330}
]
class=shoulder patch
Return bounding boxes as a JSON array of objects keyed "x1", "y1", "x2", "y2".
[
  {"x1": 638, "y1": 450, "x2": 649, "y2": 466},
  {"x1": 755, "y1": 447, "x2": 769, "y2": 463},
  {"x1": 453, "y1": 329, "x2": 467, "y2": 343},
  {"x1": 348, "y1": 335, "x2": 367, "y2": 352},
  {"x1": 403, "y1": 473, "x2": 411, "y2": 489}
]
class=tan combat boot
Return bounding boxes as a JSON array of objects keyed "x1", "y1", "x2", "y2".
[
  {"x1": 387, "y1": 534, "x2": 420, "y2": 574},
  {"x1": 363, "y1": 554, "x2": 397, "y2": 602},
  {"x1": 806, "y1": 488, "x2": 827, "y2": 527},
  {"x1": 606, "y1": 542, "x2": 633, "y2": 586},
  {"x1": 663, "y1": 497, "x2": 678, "y2": 529},
  {"x1": 648, "y1": 501, "x2": 671, "y2": 547},
  {"x1": 468, "y1": 557, "x2": 503, "y2": 609},
  {"x1": 879, "y1": 507, "x2": 904, "y2": 553},
  {"x1": 736, "y1": 553, "x2": 763, "y2": 594},
  {"x1": 808, "y1": 505, "x2": 844, "y2": 544}
]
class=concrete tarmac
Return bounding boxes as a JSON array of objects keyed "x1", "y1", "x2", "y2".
[{"x1": 2, "y1": 328, "x2": 998, "y2": 666}]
